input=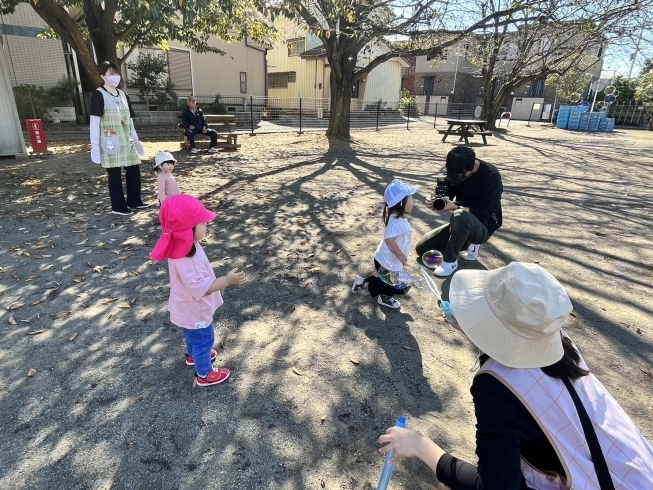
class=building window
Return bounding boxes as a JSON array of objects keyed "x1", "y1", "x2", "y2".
[
  {"x1": 268, "y1": 72, "x2": 296, "y2": 88},
  {"x1": 287, "y1": 39, "x2": 305, "y2": 56},
  {"x1": 240, "y1": 72, "x2": 247, "y2": 93},
  {"x1": 528, "y1": 78, "x2": 545, "y2": 97},
  {"x1": 268, "y1": 73, "x2": 288, "y2": 88}
]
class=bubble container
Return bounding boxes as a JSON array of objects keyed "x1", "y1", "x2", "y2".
[{"x1": 377, "y1": 416, "x2": 408, "y2": 490}]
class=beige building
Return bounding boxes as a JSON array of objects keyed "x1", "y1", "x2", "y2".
[
  {"x1": 122, "y1": 37, "x2": 267, "y2": 99},
  {"x1": 267, "y1": 20, "x2": 409, "y2": 110}
]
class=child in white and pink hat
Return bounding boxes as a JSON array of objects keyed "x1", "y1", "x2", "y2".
[{"x1": 150, "y1": 194, "x2": 245, "y2": 387}]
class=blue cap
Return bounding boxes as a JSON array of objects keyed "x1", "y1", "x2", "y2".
[{"x1": 396, "y1": 416, "x2": 407, "y2": 428}]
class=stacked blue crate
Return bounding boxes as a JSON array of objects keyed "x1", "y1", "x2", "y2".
[
  {"x1": 579, "y1": 112, "x2": 591, "y2": 131},
  {"x1": 605, "y1": 118, "x2": 615, "y2": 132},
  {"x1": 567, "y1": 108, "x2": 582, "y2": 130},
  {"x1": 589, "y1": 112, "x2": 603, "y2": 132},
  {"x1": 557, "y1": 106, "x2": 571, "y2": 129}
]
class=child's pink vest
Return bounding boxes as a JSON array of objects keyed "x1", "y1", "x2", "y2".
[{"x1": 478, "y1": 358, "x2": 653, "y2": 489}]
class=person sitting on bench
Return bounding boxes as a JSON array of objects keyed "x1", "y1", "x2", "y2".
[{"x1": 181, "y1": 97, "x2": 218, "y2": 154}]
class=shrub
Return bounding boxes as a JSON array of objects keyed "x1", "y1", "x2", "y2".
[
  {"x1": 399, "y1": 89, "x2": 421, "y2": 116},
  {"x1": 203, "y1": 95, "x2": 228, "y2": 114}
]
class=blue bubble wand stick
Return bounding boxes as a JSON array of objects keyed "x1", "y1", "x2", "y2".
[{"x1": 419, "y1": 266, "x2": 456, "y2": 324}]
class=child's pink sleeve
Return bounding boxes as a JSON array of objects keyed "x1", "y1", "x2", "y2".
[
  {"x1": 157, "y1": 173, "x2": 167, "y2": 202},
  {"x1": 172, "y1": 258, "x2": 214, "y2": 301}
]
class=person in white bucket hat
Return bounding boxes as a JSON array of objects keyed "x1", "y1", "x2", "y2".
[
  {"x1": 153, "y1": 151, "x2": 181, "y2": 203},
  {"x1": 378, "y1": 262, "x2": 653, "y2": 489}
]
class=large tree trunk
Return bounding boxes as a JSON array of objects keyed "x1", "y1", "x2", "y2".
[
  {"x1": 84, "y1": 1, "x2": 120, "y2": 75},
  {"x1": 327, "y1": 69, "x2": 354, "y2": 139}
]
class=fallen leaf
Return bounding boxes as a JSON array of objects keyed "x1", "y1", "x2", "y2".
[
  {"x1": 43, "y1": 264, "x2": 54, "y2": 270},
  {"x1": 31, "y1": 300, "x2": 43, "y2": 306},
  {"x1": 102, "y1": 298, "x2": 120, "y2": 305},
  {"x1": 8, "y1": 316, "x2": 17, "y2": 325},
  {"x1": 292, "y1": 367, "x2": 304, "y2": 376},
  {"x1": 300, "y1": 240, "x2": 307, "y2": 245},
  {"x1": 92, "y1": 266, "x2": 103, "y2": 274},
  {"x1": 26, "y1": 275, "x2": 40, "y2": 281},
  {"x1": 61, "y1": 264, "x2": 72, "y2": 271},
  {"x1": 27, "y1": 329, "x2": 45, "y2": 336},
  {"x1": 118, "y1": 304, "x2": 131, "y2": 309},
  {"x1": 403, "y1": 346, "x2": 415, "y2": 351},
  {"x1": 142, "y1": 312, "x2": 152, "y2": 322},
  {"x1": 349, "y1": 358, "x2": 360, "y2": 365},
  {"x1": 8, "y1": 302, "x2": 24, "y2": 310},
  {"x1": 22, "y1": 252, "x2": 31, "y2": 257},
  {"x1": 56, "y1": 311, "x2": 71, "y2": 319},
  {"x1": 309, "y1": 267, "x2": 321, "y2": 273},
  {"x1": 570, "y1": 312, "x2": 577, "y2": 318},
  {"x1": 97, "y1": 242, "x2": 105, "y2": 247},
  {"x1": 321, "y1": 479, "x2": 326, "y2": 488},
  {"x1": 69, "y1": 333, "x2": 78, "y2": 341},
  {"x1": 130, "y1": 297, "x2": 137, "y2": 305},
  {"x1": 73, "y1": 276, "x2": 85, "y2": 283},
  {"x1": 290, "y1": 305, "x2": 296, "y2": 312},
  {"x1": 27, "y1": 368, "x2": 36, "y2": 377},
  {"x1": 321, "y1": 415, "x2": 328, "y2": 424}
]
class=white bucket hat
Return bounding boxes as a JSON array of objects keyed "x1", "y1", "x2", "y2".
[
  {"x1": 450, "y1": 262, "x2": 573, "y2": 369},
  {"x1": 154, "y1": 151, "x2": 177, "y2": 169},
  {"x1": 384, "y1": 179, "x2": 418, "y2": 207}
]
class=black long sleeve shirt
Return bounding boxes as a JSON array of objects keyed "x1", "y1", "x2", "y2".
[
  {"x1": 181, "y1": 107, "x2": 208, "y2": 129},
  {"x1": 435, "y1": 373, "x2": 565, "y2": 489},
  {"x1": 445, "y1": 161, "x2": 503, "y2": 235}
]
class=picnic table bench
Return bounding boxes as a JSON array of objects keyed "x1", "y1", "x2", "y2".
[
  {"x1": 439, "y1": 119, "x2": 493, "y2": 145},
  {"x1": 177, "y1": 114, "x2": 240, "y2": 151}
]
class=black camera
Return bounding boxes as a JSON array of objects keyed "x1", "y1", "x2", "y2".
[{"x1": 431, "y1": 177, "x2": 448, "y2": 211}]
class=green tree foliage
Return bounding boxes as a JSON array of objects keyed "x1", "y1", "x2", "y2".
[{"x1": 125, "y1": 51, "x2": 169, "y2": 105}]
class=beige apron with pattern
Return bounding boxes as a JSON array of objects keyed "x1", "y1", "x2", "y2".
[
  {"x1": 478, "y1": 350, "x2": 653, "y2": 489},
  {"x1": 97, "y1": 88, "x2": 140, "y2": 169}
]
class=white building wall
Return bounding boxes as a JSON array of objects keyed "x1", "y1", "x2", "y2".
[
  {"x1": 363, "y1": 60, "x2": 403, "y2": 105},
  {"x1": 0, "y1": 44, "x2": 29, "y2": 157}
]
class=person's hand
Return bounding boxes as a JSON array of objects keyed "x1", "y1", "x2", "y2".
[
  {"x1": 441, "y1": 198, "x2": 458, "y2": 212},
  {"x1": 133, "y1": 140, "x2": 145, "y2": 157},
  {"x1": 425, "y1": 195, "x2": 436, "y2": 210},
  {"x1": 189, "y1": 125, "x2": 195, "y2": 130},
  {"x1": 226, "y1": 268, "x2": 246, "y2": 286},
  {"x1": 378, "y1": 427, "x2": 426, "y2": 463},
  {"x1": 91, "y1": 144, "x2": 101, "y2": 164},
  {"x1": 202, "y1": 126, "x2": 208, "y2": 134},
  {"x1": 398, "y1": 253, "x2": 408, "y2": 266}
]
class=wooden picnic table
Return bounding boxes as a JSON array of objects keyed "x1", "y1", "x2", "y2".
[
  {"x1": 177, "y1": 113, "x2": 239, "y2": 151},
  {"x1": 438, "y1": 119, "x2": 493, "y2": 145}
]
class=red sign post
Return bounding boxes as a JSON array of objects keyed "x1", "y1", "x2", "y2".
[{"x1": 26, "y1": 119, "x2": 48, "y2": 153}]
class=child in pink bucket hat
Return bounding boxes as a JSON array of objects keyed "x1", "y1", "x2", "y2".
[{"x1": 151, "y1": 194, "x2": 246, "y2": 387}]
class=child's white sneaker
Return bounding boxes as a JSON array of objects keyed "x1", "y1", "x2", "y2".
[
  {"x1": 190, "y1": 147, "x2": 199, "y2": 154},
  {"x1": 433, "y1": 260, "x2": 458, "y2": 277},
  {"x1": 208, "y1": 147, "x2": 219, "y2": 153},
  {"x1": 459, "y1": 244, "x2": 480, "y2": 261},
  {"x1": 351, "y1": 275, "x2": 366, "y2": 293}
]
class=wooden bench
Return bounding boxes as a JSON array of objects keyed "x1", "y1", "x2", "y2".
[{"x1": 177, "y1": 114, "x2": 240, "y2": 151}]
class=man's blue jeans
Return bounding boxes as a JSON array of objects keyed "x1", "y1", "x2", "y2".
[
  {"x1": 187, "y1": 126, "x2": 218, "y2": 148},
  {"x1": 183, "y1": 325, "x2": 215, "y2": 377}
]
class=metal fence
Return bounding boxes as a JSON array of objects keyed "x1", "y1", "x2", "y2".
[
  {"x1": 606, "y1": 102, "x2": 653, "y2": 128},
  {"x1": 16, "y1": 90, "x2": 653, "y2": 137}
]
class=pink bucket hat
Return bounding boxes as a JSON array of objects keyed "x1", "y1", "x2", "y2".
[{"x1": 150, "y1": 195, "x2": 216, "y2": 261}]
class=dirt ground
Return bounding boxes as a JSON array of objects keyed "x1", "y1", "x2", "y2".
[{"x1": 1, "y1": 124, "x2": 652, "y2": 490}]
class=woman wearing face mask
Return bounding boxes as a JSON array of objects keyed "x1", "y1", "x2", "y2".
[{"x1": 90, "y1": 61, "x2": 148, "y2": 216}]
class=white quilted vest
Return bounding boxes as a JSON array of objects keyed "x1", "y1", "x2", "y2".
[{"x1": 478, "y1": 358, "x2": 653, "y2": 489}]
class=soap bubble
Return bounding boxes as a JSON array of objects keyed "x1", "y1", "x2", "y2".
[
  {"x1": 379, "y1": 269, "x2": 422, "y2": 289},
  {"x1": 595, "y1": 101, "x2": 605, "y2": 111},
  {"x1": 569, "y1": 93, "x2": 581, "y2": 103},
  {"x1": 421, "y1": 250, "x2": 444, "y2": 269},
  {"x1": 604, "y1": 85, "x2": 616, "y2": 95},
  {"x1": 619, "y1": 186, "x2": 631, "y2": 197},
  {"x1": 579, "y1": 100, "x2": 590, "y2": 107},
  {"x1": 604, "y1": 94, "x2": 616, "y2": 104}
]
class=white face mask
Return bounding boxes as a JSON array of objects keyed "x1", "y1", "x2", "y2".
[{"x1": 105, "y1": 74, "x2": 121, "y2": 87}]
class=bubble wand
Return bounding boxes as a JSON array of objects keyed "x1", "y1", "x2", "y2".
[{"x1": 419, "y1": 265, "x2": 456, "y2": 324}]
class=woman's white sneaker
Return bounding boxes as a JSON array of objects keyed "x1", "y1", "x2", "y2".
[
  {"x1": 433, "y1": 260, "x2": 458, "y2": 277},
  {"x1": 459, "y1": 244, "x2": 480, "y2": 261}
]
